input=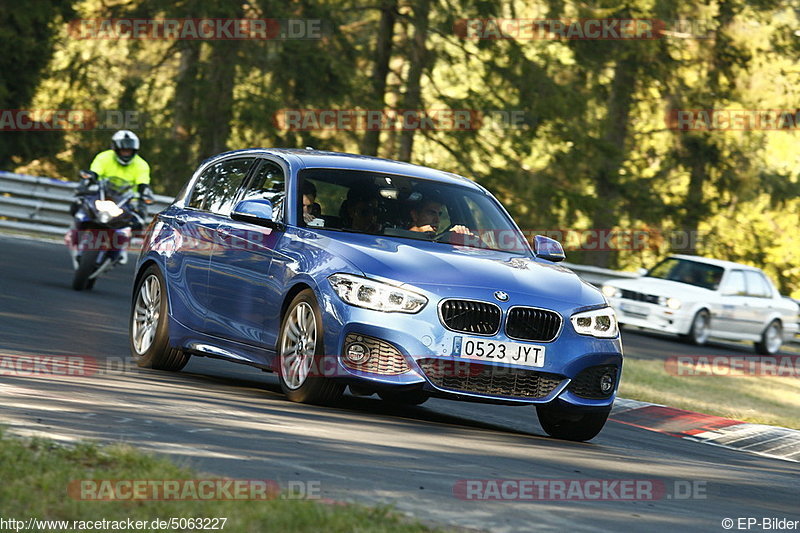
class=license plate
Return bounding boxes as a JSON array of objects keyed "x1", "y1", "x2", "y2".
[
  {"x1": 453, "y1": 336, "x2": 545, "y2": 368},
  {"x1": 620, "y1": 302, "x2": 649, "y2": 317}
]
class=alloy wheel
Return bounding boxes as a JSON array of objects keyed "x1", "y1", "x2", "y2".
[
  {"x1": 280, "y1": 302, "x2": 317, "y2": 389},
  {"x1": 132, "y1": 274, "x2": 161, "y2": 354}
]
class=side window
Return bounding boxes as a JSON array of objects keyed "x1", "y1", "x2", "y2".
[
  {"x1": 300, "y1": 177, "x2": 348, "y2": 228},
  {"x1": 744, "y1": 271, "x2": 773, "y2": 298},
  {"x1": 187, "y1": 158, "x2": 254, "y2": 215},
  {"x1": 724, "y1": 270, "x2": 747, "y2": 295},
  {"x1": 240, "y1": 160, "x2": 286, "y2": 221}
]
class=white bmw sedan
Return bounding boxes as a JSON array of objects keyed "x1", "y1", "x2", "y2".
[{"x1": 602, "y1": 255, "x2": 799, "y2": 355}]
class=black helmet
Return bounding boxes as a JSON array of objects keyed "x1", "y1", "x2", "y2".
[{"x1": 111, "y1": 130, "x2": 140, "y2": 166}]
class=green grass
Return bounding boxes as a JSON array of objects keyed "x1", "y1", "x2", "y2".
[
  {"x1": 0, "y1": 429, "x2": 438, "y2": 533},
  {"x1": 619, "y1": 358, "x2": 800, "y2": 429}
]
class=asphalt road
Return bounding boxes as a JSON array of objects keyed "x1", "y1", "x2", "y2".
[{"x1": 1, "y1": 235, "x2": 798, "y2": 532}]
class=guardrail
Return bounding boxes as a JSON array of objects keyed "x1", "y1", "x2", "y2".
[
  {"x1": 0, "y1": 170, "x2": 643, "y2": 284},
  {"x1": 0, "y1": 171, "x2": 173, "y2": 236},
  {"x1": 561, "y1": 261, "x2": 638, "y2": 285}
]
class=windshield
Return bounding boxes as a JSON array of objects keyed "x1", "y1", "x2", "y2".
[
  {"x1": 297, "y1": 169, "x2": 530, "y2": 254},
  {"x1": 646, "y1": 257, "x2": 724, "y2": 290}
]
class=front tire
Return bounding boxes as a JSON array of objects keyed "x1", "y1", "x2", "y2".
[
  {"x1": 130, "y1": 266, "x2": 188, "y2": 371},
  {"x1": 72, "y1": 250, "x2": 99, "y2": 291},
  {"x1": 755, "y1": 320, "x2": 782, "y2": 355},
  {"x1": 278, "y1": 289, "x2": 344, "y2": 404},
  {"x1": 684, "y1": 309, "x2": 711, "y2": 345},
  {"x1": 536, "y1": 405, "x2": 611, "y2": 442}
]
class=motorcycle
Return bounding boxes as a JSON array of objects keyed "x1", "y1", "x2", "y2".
[{"x1": 65, "y1": 170, "x2": 152, "y2": 291}]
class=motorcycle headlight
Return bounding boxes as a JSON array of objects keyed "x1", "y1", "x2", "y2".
[
  {"x1": 328, "y1": 273, "x2": 427, "y2": 313},
  {"x1": 94, "y1": 199, "x2": 124, "y2": 219},
  {"x1": 570, "y1": 307, "x2": 619, "y2": 338}
]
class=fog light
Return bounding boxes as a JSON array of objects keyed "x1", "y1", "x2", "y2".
[
  {"x1": 345, "y1": 340, "x2": 370, "y2": 364},
  {"x1": 599, "y1": 372, "x2": 615, "y2": 394}
]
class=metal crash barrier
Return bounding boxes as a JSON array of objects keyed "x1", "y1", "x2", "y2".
[{"x1": 0, "y1": 171, "x2": 172, "y2": 236}]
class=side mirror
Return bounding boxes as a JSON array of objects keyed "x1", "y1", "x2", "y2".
[
  {"x1": 637, "y1": 267, "x2": 648, "y2": 277},
  {"x1": 231, "y1": 199, "x2": 281, "y2": 229},
  {"x1": 533, "y1": 235, "x2": 565, "y2": 262}
]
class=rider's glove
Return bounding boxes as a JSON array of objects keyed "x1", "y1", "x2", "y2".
[{"x1": 137, "y1": 183, "x2": 154, "y2": 204}]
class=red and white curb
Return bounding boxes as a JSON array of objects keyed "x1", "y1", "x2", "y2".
[{"x1": 610, "y1": 398, "x2": 800, "y2": 463}]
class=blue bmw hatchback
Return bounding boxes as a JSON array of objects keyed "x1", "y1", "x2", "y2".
[{"x1": 130, "y1": 149, "x2": 622, "y2": 441}]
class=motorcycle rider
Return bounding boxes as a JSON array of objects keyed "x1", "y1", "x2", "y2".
[{"x1": 70, "y1": 130, "x2": 153, "y2": 266}]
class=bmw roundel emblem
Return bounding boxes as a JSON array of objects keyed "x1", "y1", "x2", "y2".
[{"x1": 494, "y1": 291, "x2": 509, "y2": 302}]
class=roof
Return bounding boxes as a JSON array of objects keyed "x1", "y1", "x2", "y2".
[
  {"x1": 207, "y1": 148, "x2": 481, "y2": 190},
  {"x1": 670, "y1": 254, "x2": 762, "y2": 271}
]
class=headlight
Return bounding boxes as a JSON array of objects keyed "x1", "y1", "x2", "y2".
[
  {"x1": 601, "y1": 285, "x2": 621, "y2": 299},
  {"x1": 570, "y1": 307, "x2": 618, "y2": 338},
  {"x1": 94, "y1": 199, "x2": 124, "y2": 219},
  {"x1": 657, "y1": 296, "x2": 682, "y2": 310},
  {"x1": 328, "y1": 273, "x2": 428, "y2": 313}
]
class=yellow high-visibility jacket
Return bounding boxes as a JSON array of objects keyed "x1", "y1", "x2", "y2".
[{"x1": 89, "y1": 150, "x2": 150, "y2": 188}]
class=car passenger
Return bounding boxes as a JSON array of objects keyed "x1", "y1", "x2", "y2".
[
  {"x1": 301, "y1": 181, "x2": 322, "y2": 224},
  {"x1": 341, "y1": 188, "x2": 381, "y2": 233}
]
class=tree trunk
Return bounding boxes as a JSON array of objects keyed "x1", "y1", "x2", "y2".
[
  {"x1": 674, "y1": 0, "x2": 735, "y2": 255},
  {"x1": 397, "y1": 0, "x2": 431, "y2": 162},
  {"x1": 587, "y1": 55, "x2": 637, "y2": 268},
  {"x1": 197, "y1": 41, "x2": 239, "y2": 160},
  {"x1": 172, "y1": 41, "x2": 200, "y2": 174},
  {"x1": 361, "y1": 0, "x2": 397, "y2": 156}
]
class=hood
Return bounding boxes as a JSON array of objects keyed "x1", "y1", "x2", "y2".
[
  {"x1": 606, "y1": 276, "x2": 711, "y2": 297},
  {"x1": 317, "y1": 232, "x2": 604, "y2": 308}
]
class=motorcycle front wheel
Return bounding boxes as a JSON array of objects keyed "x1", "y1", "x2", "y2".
[{"x1": 72, "y1": 250, "x2": 98, "y2": 291}]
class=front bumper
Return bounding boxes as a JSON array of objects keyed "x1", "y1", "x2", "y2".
[
  {"x1": 319, "y1": 288, "x2": 623, "y2": 408},
  {"x1": 608, "y1": 297, "x2": 694, "y2": 336}
]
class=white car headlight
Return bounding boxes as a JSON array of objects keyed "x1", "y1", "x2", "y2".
[
  {"x1": 657, "y1": 296, "x2": 682, "y2": 310},
  {"x1": 328, "y1": 273, "x2": 428, "y2": 314},
  {"x1": 601, "y1": 285, "x2": 621, "y2": 299},
  {"x1": 571, "y1": 307, "x2": 619, "y2": 338}
]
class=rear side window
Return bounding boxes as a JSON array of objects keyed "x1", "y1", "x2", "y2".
[
  {"x1": 724, "y1": 270, "x2": 747, "y2": 295},
  {"x1": 187, "y1": 157, "x2": 254, "y2": 215},
  {"x1": 744, "y1": 271, "x2": 773, "y2": 298}
]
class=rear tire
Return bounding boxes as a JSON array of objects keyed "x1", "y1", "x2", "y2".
[
  {"x1": 536, "y1": 404, "x2": 611, "y2": 442},
  {"x1": 72, "y1": 250, "x2": 99, "y2": 291},
  {"x1": 278, "y1": 289, "x2": 344, "y2": 404},
  {"x1": 130, "y1": 265, "x2": 188, "y2": 371},
  {"x1": 755, "y1": 320, "x2": 782, "y2": 355},
  {"x1": 378, "y1": 390, "x2": 429, "y2": 406}
]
